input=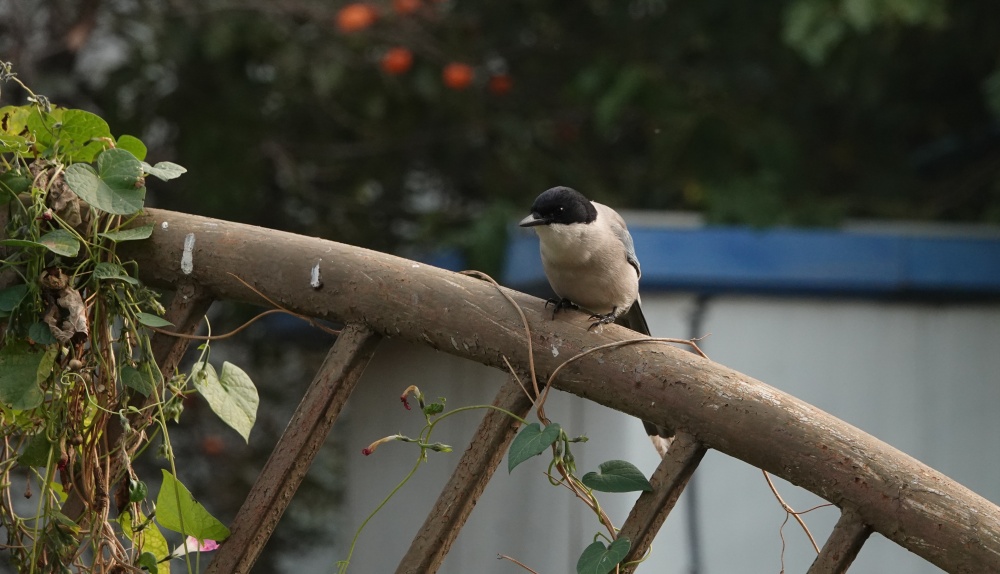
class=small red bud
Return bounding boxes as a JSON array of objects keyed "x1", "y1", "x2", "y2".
[
  {"x1": 362, "y1": 447, "x2": 373, "y2": 456},
  {"x1": 401, "y1": 396, "x2": 411, "y2": 410}
]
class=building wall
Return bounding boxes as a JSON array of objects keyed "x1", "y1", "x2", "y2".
[{"x1": 330, "y1": 293, "x2": 1000, "y2": 574}]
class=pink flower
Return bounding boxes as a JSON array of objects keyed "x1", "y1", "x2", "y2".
[
  {"x1": 361, "y1": 434, "x2": 402, "y2": 456},
  {"x1": 170, "y1": 536, "x2": 220, "y2": 559}
]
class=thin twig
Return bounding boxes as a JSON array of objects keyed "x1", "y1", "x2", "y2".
[
  {"x1": 539, "y1": 336, "x2": 708, "y2": 418},
  {"x1": 460, "y1": 270, "x2": 544, "y2": 421},
  {"x1": 763, "y1": 470, "x2": 821, "y2": 553},
  {"x1": 497, "y1": 553, "x2": 542, "y2": 574},
  {"x1": 147, "y1": 308, "x2": 336, "y2": 340},
  {"x1": 150, "y1": 274, "x2": 341, "y2": 340},
  {"x1": 228, "y1": 272, "x2": 341, "y2": 336},
  {"x1": 502, "y1": 356, "x2": 536, "y2": 407}
]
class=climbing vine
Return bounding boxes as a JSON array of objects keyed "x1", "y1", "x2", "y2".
[{"x1": 0, "y1": 64, "x2": 257, "y2": 573}]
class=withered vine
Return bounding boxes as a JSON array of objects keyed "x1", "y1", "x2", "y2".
[{"x1": 0, "y1": 64, "x2": 258, "y2": 573}]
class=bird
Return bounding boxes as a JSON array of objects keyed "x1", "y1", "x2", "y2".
[{"x1": 519, "y1": 186, "x2": 673, "y2": 455}]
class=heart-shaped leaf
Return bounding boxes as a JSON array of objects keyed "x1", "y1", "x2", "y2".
[
  {"x1": 38, "y1": 229, "x2": 80, "y2": 257},
  {"x1": 27, "y1": 108, "x2": 112, "y2": 163},
  {"x1": 64, "y1": 148, "x2": 145, "y2": 215},
  {"x1": 28, "y1": 322, "x2": 57, "y2": 345},
  {"x1": 120, "y1": 510, "x2": 170, "y2": 564},
  {"x1": 0, "y1": 284, "x2": 29, "y2": 313},
  {"x1": 136, "y1": 312, "x2": 173, "y2": 328},
  {"x1": 508, "y1": 422, "x2": 561, "y2": 473},
  {"x1": 99, "y1": 224, "x2": 153, "y2": 243},
  {"x1": 141, "y1": 160, "x2": 187, "y2": 181},
  {"x1": 92, "y1": 261, "x2": 140, "y2": 285},
  {"x1": 576, "y1": 538, "x2": 631, "y2": 574},
  {"x1": 191, "y1": 361, "x2": 259, "y2": 442},
  {"x1": 155, "y1": 470, "x2": 231, "y2": 542},
  {"x1": 121, "y1": 364, "x2": 162, "y2": 397},
  {"x1": 116, "y1": 134, "x2": 147, "y2": 161},
  {"x1": 0, "y1": 342, "x2": 54, "y2": 410},
  {"x1": 18, "y1": 432, "x2": 56, "y2": 467},
  {"x1": 581, "y1": 460, "x2": 653, "y2": 493}
]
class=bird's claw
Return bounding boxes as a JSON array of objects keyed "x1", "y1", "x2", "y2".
[
  {"x1": 545, "y1": 297, "x2": 578, "y2": 319},
  {"x1": 587, "y1": 307, "x2": 619, "y2": 331}
]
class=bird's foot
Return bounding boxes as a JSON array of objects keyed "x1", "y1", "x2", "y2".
[
  {"x1": 545, "y1": 297, "x2": 579, "y2": 319},
  {"x1": 588, "y1": 307, "x2": 619, "y2": 331}
]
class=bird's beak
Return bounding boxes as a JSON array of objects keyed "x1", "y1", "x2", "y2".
[{"x1": 518, "y1": 213, "x2": 548, "y2": 227}]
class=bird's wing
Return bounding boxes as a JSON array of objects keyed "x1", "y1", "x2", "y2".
[{"x1": 600, "y1": 204, "x2": 641, "y2": 280}]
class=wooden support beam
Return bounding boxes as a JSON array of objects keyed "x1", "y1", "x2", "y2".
[
  {"x1": 206, "y1": 324, "x2": 381, "y2": 574},
  {"x1": 806, "y1": 508, "x2": 873, "y2": 574},
  {"x1": 395, "y1": 376, "x2": 535, "y2": 574},
  {"x1": 619, "y1": 432, "x2": 706, "y2": 573}
]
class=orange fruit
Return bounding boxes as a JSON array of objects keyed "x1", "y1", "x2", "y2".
[
  {"x1": 393, "y1": 0, "x2": 421, "y2": 14},
  {"x1": 336, "y1": 3, "x2": 378, "y2": 33},
  {"x1": 442, "y1": 62, "x2": 474, "y2": 90},
  {"x1": 488, "y1": 74, "x2": 513, "y2": 95},
  {"x1": 382, "y1": 47, "x2": 414, "y2": 75}
]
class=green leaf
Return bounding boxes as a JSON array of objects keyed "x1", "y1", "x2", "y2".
[
  {"x1": 120, "y1": 509, "x2": 172, "y2": 565},
  {"x1": 155, "y1": 470, "x2": 231, "y2": 542},
  {"x1": 121, "y1": 364, "x2": 159, "y2": 396},
  {"x1": 136, "y1": 312, "x2": 173, "y2": 328},
  {"x1": 0, "y1": 239, "x2": 44, "y2": 250},
  {"x1": 92, "y1": 261, "x2": 140, "y2": 285},
  {"x1": 27, "y1": 108, "x2": 112, "y2": 163},
  {"x1": 99, "y1": 224, "x2": 154, "y2": 243},
  {"x1": 0, "y1": 106, "x2": 32, "y2": 155},
  {"x1": 576, "y1": 538, "x2": 631, "y2": 574},
  {"x1": 116, "y1": 134, "x2": 147, "y2": 161},
  {"x1": 0, "y1": 169, "x2": 32, "y2": 199},
  {"x1": 18, "y1": 432, "x2": 56, "y2": 467},
  {"x1": 0, "y1": 284, "x2": 29, "y2": 312},
  {"x1": 137, "y1": 552, "x2": 159, "y2": 574},
  {"x1": 191, "y1": 361, "x2": 259, "y2": 442},
  {"x1": 0, "y1": 342, "x2": 48, "y2": 410},
  {"x1": 38, "y1": 228, "x2": 80, "y2": 257},
  {"x1": 507, "y1": 422, "x2": 561, "y2": 473},
  {"x1": 48, "y1": 481, "x2": 68, "y2": 503},
  {"x1": 141, "y1": 160, "x2": 187, "y2": 181},
  {"x1": 581, "y1": 460, "x2": 653, "y2": 493},
  {"x1": 28, "y1": 322, "x2": 57, "y2": 345},
  {"x1": 63, "y1": 148, "x2": 146, "y2": 215}
]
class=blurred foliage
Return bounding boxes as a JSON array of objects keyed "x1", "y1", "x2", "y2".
[{"x1": 3, "y1": 0, "x2": 1000, "y2": 268}]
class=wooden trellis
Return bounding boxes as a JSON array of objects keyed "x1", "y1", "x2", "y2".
[{"x1": 108, "y1": 208, "x2": 1000, "y2": 574}]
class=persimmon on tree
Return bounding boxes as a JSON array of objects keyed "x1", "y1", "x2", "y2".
[
  {"x1": 382, "y1": 47, "x2": 414, "y2": 75},
  {"x1": 336, "y1": 3, "x2": 378, "y2": 33},
  {"x1": 442, "y1": 62, "x2": 474, "y2": 90}
]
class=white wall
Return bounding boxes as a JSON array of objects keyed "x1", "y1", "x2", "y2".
[{"x1": 326, "y1": 293, "x2": 1000, "y2": 574}]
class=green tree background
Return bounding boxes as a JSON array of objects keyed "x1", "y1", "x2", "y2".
[{"x1": 5, "y1": 0, "x2": 1000, "y2": 274}]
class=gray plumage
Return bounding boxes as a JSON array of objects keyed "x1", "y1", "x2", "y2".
[{"x1": 520, "y1": 186, "x2": 671, "y2": 447}]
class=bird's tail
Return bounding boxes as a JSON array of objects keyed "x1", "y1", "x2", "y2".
[
  {"x1": 617, "y1": 301, "x2": 675, "y2": 455},
  {"x1": 615, "y1": 300, "x2": 650, "y2": 335}
]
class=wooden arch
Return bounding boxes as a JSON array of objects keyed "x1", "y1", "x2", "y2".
[{"x1": 107, "y1": 209, "x2": 1000, "y2": 574}]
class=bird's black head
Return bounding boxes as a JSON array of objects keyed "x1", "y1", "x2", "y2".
[{"x1": 519, "y1": 186, "x2": 597, "y2": 227}]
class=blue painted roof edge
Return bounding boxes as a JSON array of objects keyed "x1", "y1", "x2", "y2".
[{"x1": 503, "y1": 223, "x2": 1000, "y2": 297}]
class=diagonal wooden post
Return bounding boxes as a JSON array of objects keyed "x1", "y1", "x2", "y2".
[
  {"x1": 206, "y1": 323, "x2": 381, "y2": 574},
  {"x1": 806, "y1": 508, "x2": 872, "y2": 574},
  {"x1": 619, "y1": 431, "x2": 707, "y2": 573},
  {"x1": 395, "y1": 376, "x2": 535, "y2": 574}
]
